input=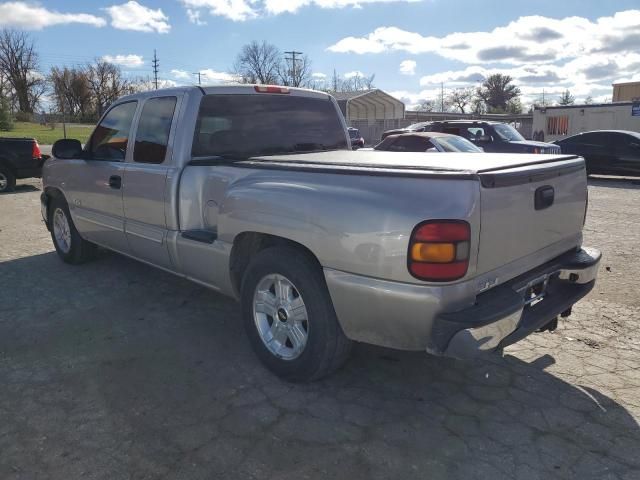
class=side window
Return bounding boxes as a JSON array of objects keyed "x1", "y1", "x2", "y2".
[
  {"x1": 89, "y1": 101, "x2": 137, "y2": 161},
  {"x1": 134, "y1": 96, "x2": 177, "y2": 164},
  {"x1": 466, "y1": 127, "x2": 486, "y2": 140},
  {"x1": 442, "y1": 127, "x2": 461, "y2": 135}
]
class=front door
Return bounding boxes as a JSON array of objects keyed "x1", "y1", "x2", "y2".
[
  {"x1": 123, "y1": 95, "x2": 180, "y2": 270},
  {"x1": 67, "y1": 101, "x2": 138, "y2": 254}
]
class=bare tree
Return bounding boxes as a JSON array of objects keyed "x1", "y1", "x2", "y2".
[
  {"x1": 447, "y1": 87, "x2": 474, "y2": 113},
  {"x1": 416, "y1": 99, "x2": 435, "y2": 112},
  {"x1": 341, "y1": 72, "x2": 375, "y2": 92},
  {"x1": 0, "y1": 29, "x2": 45, "y2": 113},
  {"x1": 583, "y1": 96, "x2": 594, "y2": 105},
  {"x1": 277, "y1": 54, "x2": 312, "y2": 87},
  {"x1": 331, "y1": 69, "x2": 340, "y2": 92},
  {"x1": 49, "y1": 66, "x2": 92, "y2": 118},
  {"x1": 233, "y1": 41, "x2": 281, "y2": 85},
  {"x1": 86, "y1": 60, "x2": 130, "y2": 117}
]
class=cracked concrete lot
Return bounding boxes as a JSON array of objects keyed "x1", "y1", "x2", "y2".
[{"x1": 1, "y1": 177, "x2": 639, "y2": 480}]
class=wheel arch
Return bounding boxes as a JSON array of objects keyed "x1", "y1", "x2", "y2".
[{"x1": 229, "y1": 231, "x2": 323, "y2": 299}]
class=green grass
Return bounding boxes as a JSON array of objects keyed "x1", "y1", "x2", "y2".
[{"x1": 0, "y1": 122, "x2": 93, "y2": 145}]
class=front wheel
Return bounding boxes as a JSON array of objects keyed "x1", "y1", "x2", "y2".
[
  {"x1": 240, "y1": 246, "x2": 352, "y2": 382},
  {"x1": 49, "y1": 197, "x2": 97, "y2": 264}
]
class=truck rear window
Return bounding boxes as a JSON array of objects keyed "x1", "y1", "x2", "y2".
[{"x1": 192, "y1": 94, "x2": 348, "y2": 159}]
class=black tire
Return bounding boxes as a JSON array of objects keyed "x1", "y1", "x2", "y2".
[
  {"x1": 0, "y1": 165, "x2": 16, "y2": 193},
  {"x1": 48, "y1": 196, "x2": 97, "y2": 264},
  {"x1": 240, "y1": 246, "x2": 352, "y2": 382}
]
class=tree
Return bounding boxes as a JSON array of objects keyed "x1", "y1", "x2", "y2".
[
  {"x1": 0, "y1": 30, "x2": 45, "y2": 113},
  {"x1": 558, "y1": 89, "x2": 575, "y2": 106},
  {"x1": 340, "y1": 72, "x2": 375, "y2": 92},
  {"x1": 49, "y1": 66, "x2": 92, "y2": 118},
  {"x1": 86, "y1": 60, "x2": 130, "y2": 117},
  {"x1": 331, "y1": 69, "x2": 340, "y2": 91},
  {"x1": 447, "y1": 87, "x2": 474, "y2": 113},
  {"x1": 0, "y1": 94, "x2": 13, "y2": 131},
  {"x1": 416, "y1": 99, "x2": 435, "y2": 112},
  {"x1": 584, "y1": 96, "x2": 594, "y2": 105},
  {"x1": 277, "y1": 53, "x2": 312, "y2": 87},
  {"x1": 477, "y1": 74, "x2": 521, "y2": 113},
  {"x1": 233, "y1": 40, "x2": 281, "y2": 85},
  {"x1": 506, "y1": 97, "x2": 523, "y2": 114}
]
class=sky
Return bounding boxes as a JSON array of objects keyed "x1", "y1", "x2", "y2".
[{"x1": 1, "y1": 0, "x2": 639, "y2": 109}]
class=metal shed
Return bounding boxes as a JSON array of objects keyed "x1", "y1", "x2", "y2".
[{"x1": 332, "y1": 89, "x2": 405, "y2": 124}]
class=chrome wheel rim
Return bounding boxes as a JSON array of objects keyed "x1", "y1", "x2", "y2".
[
  {"x1": 53, "y1": 207, "x2": 72, "y2": 254},
  {"x1": 253, "y1": 274, "x2": 309, "y2": 361},
  {"x1": 0, "y1": 172, "x2": 7, "y2": 191}
]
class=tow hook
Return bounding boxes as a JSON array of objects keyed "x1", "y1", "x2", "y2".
[{"x1": 537, "y1": 317, "x2": 558, "y2": 333}]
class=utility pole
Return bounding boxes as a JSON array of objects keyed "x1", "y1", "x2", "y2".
[
  {"x1": 152, "y1": 49, "x2": 159, "y2": 90},
  {"x1": 284, "y1": 50, "x2": 303, "y2": 86},
  {"x1": 192, "y1": 72, "x2": 202, "y2": 85},
  {"x1": 441, "y1": 82, "x2": 444, "y2": 112}
]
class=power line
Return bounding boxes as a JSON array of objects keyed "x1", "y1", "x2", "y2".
[{"x1": 152, "y1": 49, "x2": 159, "y2": 90}]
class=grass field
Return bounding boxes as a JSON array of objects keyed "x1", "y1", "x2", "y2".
[{"x1": 0, "y1": 122, "x2": 92, "y2": 145}]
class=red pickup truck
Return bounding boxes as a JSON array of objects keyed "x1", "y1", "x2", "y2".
[{"x1": 0, "y1": 137, "x2": 45, "y2": 192}]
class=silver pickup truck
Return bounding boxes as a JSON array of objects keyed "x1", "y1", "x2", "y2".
[{"x1": 41, "y1": 85, "x2": 601, "y2": 381}]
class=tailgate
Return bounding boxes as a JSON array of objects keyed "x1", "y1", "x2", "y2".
[{"x1": 476, "y1": 157, "x2": 587, "y2": 278}]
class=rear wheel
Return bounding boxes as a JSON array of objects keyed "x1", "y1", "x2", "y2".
[
  {"x1": 241, "y1": 246, "x2": 352, "y2": 382},
  {"x1": 49, "y1": 197, "x2": 97, "y2": 264},
  {"x1": 0, "y1": 166, "x2": 16, "y2": 193}
]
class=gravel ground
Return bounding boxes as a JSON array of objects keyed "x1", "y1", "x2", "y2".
[{"x1": 1, "y1": 177, "x2": 639, "y2": 480}]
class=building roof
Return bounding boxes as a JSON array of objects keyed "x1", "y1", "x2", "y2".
[
  {"x1": 534, "y1": 101, "x2": 635, "y2": 111},
  {"x1": 330, "y1": 90, "x2": 376, "y2": 101}
]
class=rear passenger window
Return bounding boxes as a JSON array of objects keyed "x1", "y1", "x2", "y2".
[
  {"x1": 388, "y1": 136, "x2": 433, "y2": 152},
  {"x1": 134, "y1": 96, "x2": 177, "y2": 164}
]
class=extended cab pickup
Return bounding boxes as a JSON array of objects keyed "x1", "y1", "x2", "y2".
[
  {"x1": 0, "y1": 137, "x2": 45, "y2": 192},
  {"x1": 41, "y1": 86, "x2": 601, "y2": 381}
]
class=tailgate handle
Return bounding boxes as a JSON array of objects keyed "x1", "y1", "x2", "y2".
[{"x1": 535, "y1": 185, "x2": 554, "y2": 210}]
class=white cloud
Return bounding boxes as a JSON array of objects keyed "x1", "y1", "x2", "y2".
[
  {"x1": 344, "y1": 70, "x2": 364, "y2": 79},
  {"x1": 312, "y1": 72, "x2": 327, "y2": 79},
  {"x1": 105, "y1": 1, "x2": 170, "y2": 33},
  {"x1": 186, "y1": 8, "x2": 206, "y2": 24},
  {"x1": 171, "y1": 69, "x2": 192, "y2": 80},
  {"x1": 180, "y1": 0, "x2": 423, "y2": 22},
  {"x1": 171, "y1": 68, "x2": 237, "y2": 84},
  {"x1": 0, "y1": 2, "x2": 106, "y2": 29},
  {"x1": 399, "y1": 59, "x2": 416, "y2": 76},
  {"x1": 327, "y1": 10, "x2": 640, "y2": 66},
  {"x1": 102, "y1": 54, "x2": 144, "y2": 68}
]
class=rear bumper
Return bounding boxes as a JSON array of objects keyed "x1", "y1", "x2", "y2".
[
  {"x1": 429, "y1": 246, "x2": 601, "y2": 358},
  {"x1": 325, "y1": 246, "x2": 600, "y2": 354}
]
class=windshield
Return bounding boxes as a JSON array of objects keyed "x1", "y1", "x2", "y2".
[
  {"x1": 493, "y1": 124, "x2": 525, "y2": 141},
  {"x1": 433, "y1": 136, "x2": 483, "y2": 152},
  {"x1": 348, "y1": 129, "x2": 360, "y2": 138},
  {"x1": 192, "y1": 94, "x2": 348, "y2": 158}
]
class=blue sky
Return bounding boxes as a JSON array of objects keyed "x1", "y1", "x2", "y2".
[{"x1": 1, "y1": 1, "x2": 639, "y2": 108}]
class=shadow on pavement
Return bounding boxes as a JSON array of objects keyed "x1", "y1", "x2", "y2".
[
  {"x1": 588, "y1": 175, "x2": 640, "y2": 190},
  {"x1": 0, "y1": 184, "x2": 40, "y2": 195},
  {"x1": 0, "y1": 251, "x2": 638, "y2": 479}
]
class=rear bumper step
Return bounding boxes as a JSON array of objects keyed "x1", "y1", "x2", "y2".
[{"x1": 428, "y1": 246, "x2": 601, "y2": 359}]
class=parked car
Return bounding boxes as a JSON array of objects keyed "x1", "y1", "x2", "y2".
[
  {"x1": 0, "y1": 137, "x2": 45, "y2": 192},
  {"x1": 552, "y1": 130, "x2": 640, "y2": 175},
  {"x1": 348, "y1": 127, "x2": 364, "y2": 149},
  {"x1": 380, "y1": 121, "x2": 432, "y2": 140},
  {"x1": 42, "y1": 85, "x2": 600, "y2": 382},
  {"x1": 422, "y1": 121, "x2": 561, "y2": 154},
  {"x1": 373, "y1": 132, "x2": 483, "y2": 153}
]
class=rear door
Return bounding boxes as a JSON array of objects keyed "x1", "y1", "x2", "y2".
[
  {"x1": 123, "y1": 95, "x2": 181, "y2": 270},
  {"x1": 476, "y1": 157, "x2": 587, "y2": 278},
  {"x1": 67, "y1": 101, "x2": 138, "y2": 253},
  {"x1": 610, "y1": 132, "x2": 640, "y2": 174}
]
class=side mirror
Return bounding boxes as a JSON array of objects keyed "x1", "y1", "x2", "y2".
[{"x1": 52, "y1": 139, "x2": 83, "y2": 159}]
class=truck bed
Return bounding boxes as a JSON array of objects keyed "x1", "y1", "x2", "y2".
[{"x1": 234, "y1": 151, "x2": 582, "y2": 176}]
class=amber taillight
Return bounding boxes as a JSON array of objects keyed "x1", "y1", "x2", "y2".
[{"x1": 408, "y1": 220, "x2": 471, "y2": 281}]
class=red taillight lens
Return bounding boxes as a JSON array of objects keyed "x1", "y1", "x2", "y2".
[
  {"x1": 32, "y1": 140, "x2": 41, "y2": 159},
  {"x1": 408, "y1": 220, "x2": 470, "y2": 281},
  {"x1": 254, "y1": 85, "x2": 290, "y2": 94}
]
